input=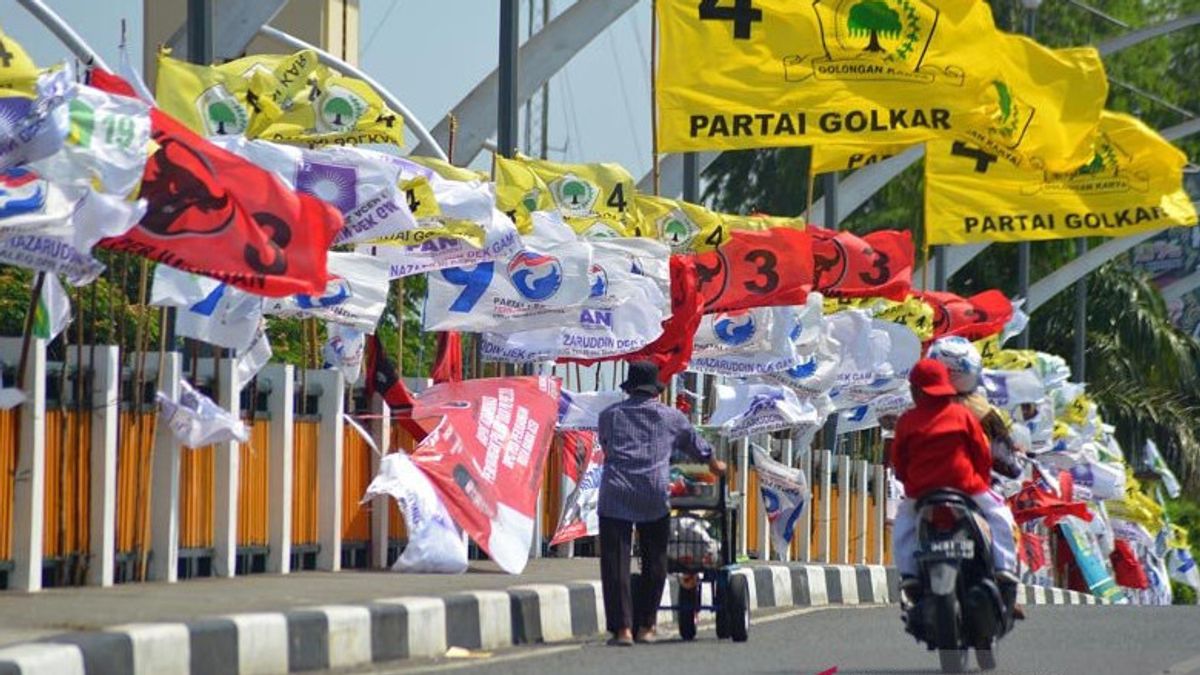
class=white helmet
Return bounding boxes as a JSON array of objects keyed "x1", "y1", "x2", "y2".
[{"x1": 927, "y1": 336, "x2": 982, "y2": 394}]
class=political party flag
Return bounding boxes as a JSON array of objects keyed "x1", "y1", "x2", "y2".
[
  {"x1": 30, "y1": 82, "x2": 152, "y2": 197},
  {"x1": 235, "y1": 324, "x2": 272, "y2": 386},
  {"x1": 358, "y1": 157, "x2": 519, "y2": 278},
  {"x1": 363, "y1": 452, "x2": 469, "y2": 574},
  {"x1": 810, "y1": 227, "x2": 912, "y2": 300},
  {"x1": 980, "y1": 368, "x2": 1044, "y2": 408},
  {"x1": 407, "y1": 376, "x2": 562, "y2": 574},
  {"x1": 925, "y1": 111, "x2": 1198, "y2": 245},
  {"x1": 495, "y1": 155, "x2": 644, "y2": 237},
  {"x1": 210, "y1": 137, "x2": 429, "y2": 246},
  {"x1": 151, "y1": 265, "x2": 264, "y2": 351},
  {"x1": 689, "y1": 305, "x2": 810, "y2": 376},
  {"x1": 154, "y1": 50, "x2": 404, "y2": 147},
  {"x1": 262, "y1": 251, "x2": 391, "y2": 332},
  {"x1": 431, "y1": 331, "x2": 463, "y2": 384},
  {"x1": 323, "y1": 324, "x2": 365, "y2": 385},
  {"x1": 157, "y1": 380, "x2": 249, "y2": 448},
  {"x1": 32, "y1": 273, "x2": 70, "y2": 341},
  {"x1": 557, "y1": 389, "x2": 624, "y2": 430},
  {"x1": 918, "y1": 289, "x2": 1012, "y2": 340},
  {"x1": 551, "y1": 434, "x2": 604, "y2": 546},
  {"x1": 655, "y1": 0, "x2": 1000, "y2": 152},
  {"x1": 91, "y1": 69, "x2": 344, "y2": 297},
  {"x1": 1143, "y1": 439, "x2": 1181, "y2": 499},
  {"x1": 423, "y1": 212, "x2": 593, "y2": 333},
  {"x1": 407, "y1": 155, "x2": 488, "y2": 182},
  {"x1": 636, "y1": 194, "x2": 726, "y2": 253},
  {"x1": 810, "y1": 142, "x2": 912, "y2": 174},
  {"x1": 708, "y1": 382, "x2": 826, "y2": 439},
  {"x1": 364, "y1": 333, "x2": 430, "y2": 442},
  {"x1": 751, "y1": 445, "x2": 809, "y2": 554},
  {"x1": 0, "y1": 67, "x2": 73, "y2": 170},
  {"x1": 692, "y1": 227, "x2": 814, "y2": 313},
  {"x1": 0, "y1": 25, "x2": 40, "y2": 93}
]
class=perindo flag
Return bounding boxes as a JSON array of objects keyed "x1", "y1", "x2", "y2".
[
  {"x1": 810, "y1": 141, "x2": 911, "y2": 174},
  {"x1": 495, "y1": 155, "x2": 644, "y2": 237},
  {"x1": 918, "y1": 289, "x2": 1012, "y2": 340},
  {"x1": 407, "y1": 376, "x2": 561, "y2": 574},
  {"x1": 707, "y1": 383, "x2": 827, "y2": 439},
  {"x1": 693, "y1": 227, "x2": 814, "y2": 313},
  {"x1": 693, "y1": 307, "x2": 776, "y2": 356},
  {"x1": 210, "y1": 137, "x2": 428, "y2": 246},
  {"x1": 151, "y1": 265, "x2": 264, "y2": 351},
  {"x1": 423, "y1": 213, "x2": 593, "y2": 332},
  {"x1": 550, "y1": 436, "x2": 605, "y2": 546},
  {"x1": 30, "y1": 82, "x2": 152, "y2": 197},
  {"x1": 810, "y1": 227, "x2": 913, "y2": 300},
  {"x1": 838, "y1": 388, "x2": 913, "y2": 433},
  {"x1": 0, "y1": 25, "x2": 39, "y2": 93},
  {"x1": 557, "y1": 389, "x2": 625, "y2": 430},
  {"x1": 262, "y1": 251, "x2": 391, "y2": 332},
  {"x1": 828, "y1": 308, "x2": 890, "y2": 387},
  {"x1": 155, "y1": 50, "x2": 404, "y2": 147},
  {"x1": 323, "y1": 324, "x2": 366, "y2": 385},
  {"x1": 358, "y1": 157, "x2": 520, "y2": 278},
  {"x1": 925, "y1": 111, "x2": 1198, "y2": 245},
  {"x1": 690, "y1": 305, "x2": 808, "y2": 376},
  {"x1": 0, "y1": 68, "x2": 73, "y2": 170},
  {"x1": 751, "y1": 445, "x2": 809, "y2": 554},
  {"x1": 981, "y1": 368, "x2": 1045, "y2": 408},
  {"x1": 91, "y1": 68, "x2": 344, "y2": 297},
  {"x1": 655, "y1": 0, "x2": 1001, "y2": 152}
]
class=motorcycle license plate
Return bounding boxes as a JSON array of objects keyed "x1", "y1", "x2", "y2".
[{"x1": 928, "y1": 540, "x2": 975, "y2": 558}]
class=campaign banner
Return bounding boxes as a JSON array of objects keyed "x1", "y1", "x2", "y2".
[
  {"x1": 689, "y1": 306, "x2": 809, "y2": 376},
  {"x1": 1060, "y1": 516, "x2": 1127, "y2": 603},
  {"x1": 692, "y1": 227, "x2": 814, "y2": 313},
  {"x1": 0, "y1": 68, "x2": 72, "y2": 171},
  {"x1": 981, "y1": 368, "x2": 1045, "y2": 407},
  {"x1": 363, "y1": 452, "x2": 468, "y2": 574},
  {"x1": 837, "y1": 388, "x2": 912, "y2": 433},
  {"x1": 407, "y1": 376, "x2": 561, "y2": 574},
  {"x1": 157, "y1": 380, "x2": 249, "y2": 448},
  {"x1": 423, "y1": 213, "x2": 593, "y2": 332},
  {"x1": 707, "y1": 383, "x2": 827, "y2": 439},
  {"x1": 323, "y1": 323, "x2": 366, "y2": 385},
  {"x1": 550, "y1": 436, "x2": 604, "y2": 546},
  {"x1": 262, "y1": 251, "x2": 391, "y2": 332},
  {"x1": 557, "y1": 389, "x2": 624, "y2": 430},
  {"x1": 752, "y1": 445, "x2": 809, "y2": 554}
]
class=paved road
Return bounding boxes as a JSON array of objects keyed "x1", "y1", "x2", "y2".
[{"x1": 345, "y1": 605, "x2": 1200, "y2": 675}]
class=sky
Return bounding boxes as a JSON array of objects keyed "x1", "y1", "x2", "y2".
[{"x1": 2, "y1": 0, "x2": 656, "y2": 178}]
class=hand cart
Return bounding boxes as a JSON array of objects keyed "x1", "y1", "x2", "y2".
[{"x1": 658, "y1": 461, "x2": 750, "y2": 642}]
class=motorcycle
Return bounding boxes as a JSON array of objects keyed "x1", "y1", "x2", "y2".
[{"x1": 901, "y1": 489, "x2": 1016, "y2": 673}]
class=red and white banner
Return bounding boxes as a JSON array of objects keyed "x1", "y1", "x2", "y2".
[
  {"x1": 551, "y1": 432, "x2": 604, "y2": 546},
  {"x1": 407, "y1": 376, "x2": 561, "y2": 574}
]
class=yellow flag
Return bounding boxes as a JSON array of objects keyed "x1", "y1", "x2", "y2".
[
  {"x1": 810, "y1": 142, "x2": 912, "y2": 174},
  {"x1": 0, "y1": 25, "x2": 38, "y2": 93},
  {"x1": 925, "y1": 111, "x2": 1198, "y2": 245},
  {"x1": 656, "y1": 0, "x2": 1001, "y2": 152},
  {"x1": 495, "y1": 155, "x2": 645, "y2": 237},
  {"x1": 155, "y1": 50, "x2": 404, "y2": 147},
  {"x1": 408, "y1": 155, "x2": 488, "y2": 182},
  {"x1": 636, "y1": 195, "x2": 805, "y2": 253},
  {"x1": 824, "y1": 295, "x2": 935, "y2": 340}
]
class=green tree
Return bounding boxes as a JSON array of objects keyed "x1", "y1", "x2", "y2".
[
  {"x1": 323, "y1": 97, "x2": 354, "y2": 127},
  {"x1": 561, "y1": 180, "x2": 587, "y2": 206},
  {"x1": 847, "y1": 0, "x2": 902, "y2": 53},
  {"x1": 664, "y1": 217, "x2": 690, "y2": 244},
  {"x1": 207, "y1": 101, "x2": 237, "y2": 134}
]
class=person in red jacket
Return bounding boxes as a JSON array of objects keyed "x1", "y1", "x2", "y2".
[{"x1": 890, "y1": 359, "x2": 1019, "y2": 590}]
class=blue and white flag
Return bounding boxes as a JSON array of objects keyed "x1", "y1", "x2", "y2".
[
  {"x1": 262, "y1": 251, "x2": 391, "y2": 332},
  {"x1": 707, "y1": 383, "x2": 827, "y2": 439},
  {"x1": 556, "y1": 388, "x2": 624, "y2": 430},
  {"x1": 0, "y1": 67, "x2": 73, "y2": 170},
  {"x1": 323, "y1": 323, "x2": 366, "y2": 385},
  {"x1": 981, "y1": 368, "x2": 1045, "y2": 408},
  {"x1": 751, "y1": 445, "x2": 809, "y2": 555},
  {"x1": 157, "y1": 380, "x2": 249, "y2": 448},
  {"x1": 1143, "y1": 439, "x2": 1182, "y2": 499},
  {"x1": 152, "y1": 265, "x2": 263, "y2": 351}
]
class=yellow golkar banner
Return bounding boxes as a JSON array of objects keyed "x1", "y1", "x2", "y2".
[
  {"x1": 925, "y1": 111, "x2": 1198, "y2": 245},
  {"x1": 810, "y1": 142, "x2": 912, "y2": 174},
  {"x1": 494, "y1": 155, "x2": 645, "y2": 237},
  {"x1": 635, "y1": 195, "x2": 804, "y2": 253},
  {"x1": 656, "y1": 0, "x2": 1001, "y2": 152}
]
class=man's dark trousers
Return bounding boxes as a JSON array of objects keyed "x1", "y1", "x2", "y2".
[{"x1": 599, "y1": 515, "x2": 670, "y2": 634}]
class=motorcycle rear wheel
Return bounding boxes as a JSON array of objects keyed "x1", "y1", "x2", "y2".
[
  {"x1": 976, "y1": 646, "x2": 997, "y2": 671},
  {"x1": 933, "y1": 594, "x2": 968, "y2": 674}
]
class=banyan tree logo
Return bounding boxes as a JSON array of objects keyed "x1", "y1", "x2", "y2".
[
  {"x1": 987, "y1": 80, "x2": 1036, "y2": 149},
  {"x1": 657, "y1": 208, "x2": 700, "y2": 251},
  {"x1": 785, "y1": 0, "x2": 964, "y2": 86},
  {"x1": 198, "y1": 85, "x2": 249, "y2": 136},
  {"x1": 521, "y1": 187, "x2": 542, "y2": 212},
  {"x1": 316, "y1": 85, "x2": 368, "y2": 133},
  {"x1": 550, "y1": 173, "x2": 599, "y2": 217},
  {"x1": 1030, "y1": 137, "x2": 1147, "y2": 195}
]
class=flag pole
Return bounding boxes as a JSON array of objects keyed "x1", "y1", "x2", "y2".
[
  {"x1": 138, "y1": 307, "x2": 168, "y2": 581},
  {"x1": 650, "y1": 0, "x2": 660, "y2": 196}
]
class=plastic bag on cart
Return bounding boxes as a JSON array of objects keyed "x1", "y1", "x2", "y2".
[{"x1": 669, "y1": 516, "x2": 721, "y2": 567}]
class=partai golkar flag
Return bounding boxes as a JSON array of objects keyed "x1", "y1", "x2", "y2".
[
  {"x1": 655, "y1": 0, "x2": 1000, "y2": 152},
  {"x1": 925, "y1": 111, "x2": 1198, "y2": 246},
  {"x1": 636, "y1": 195, "x2": 805, "y2": 254},
  {"x1": 495, "y1": 155, "x2": 645, "y2": 238},
  {"x1": 810, "y1": 141, "x2": 912, "y2": 174}
]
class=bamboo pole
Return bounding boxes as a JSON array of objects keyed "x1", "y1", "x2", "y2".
[
  {"x1": 137, "y1": 307, "x2": 167, "y2": 581},
  {"x1": 73, "y1": 284, "x2": 87, "y2": 584},
  {"x1": 650, "y1": 0, "x2": 660, "y2": 196}
]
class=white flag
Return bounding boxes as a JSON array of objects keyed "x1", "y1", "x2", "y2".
[
  {"x1": 152, "y1": 266, "x2": 263, "y2": 352},
  {"x1": 323, "y1": 323, "x2": 366, "y2": 385},
  {"x1": 0, "y1": 68, "x2": 73, "y2": 170},
  {"x1": 263, "y1": 251, "x2": 391, "y2": 332},
  {"x1": 30, "y1": 83, "x2": 152, "y2": 197},
  {"x1": 423, "y1": 212, "x2": 593, "y2": 332},
  {"x1": 1144, "y1": 439, "x2": 1182, "y2": 499},
  {"x1": 751, "y1": 445, "x2": 809, "y2": 554},
  {"x1": 981, "y1": 368, "x2": 1045, "y2": 408},
  {"x1": 358, "y1": 157, "x2": 522, "y2": 278},
  {"x1": 828, "y1": 309, "x2": 890, "y2": 387},
  {"x1": 236, "y1": 324, "x2": 272, "y2": 386},
  {"x1": 707, "y1": 383, "x2": 826, "y2": 439},
  {"x1": 556, "y1": 389, "x2": 624, "y2": 430},
  {"x1": 118, "y1": 40, "x2": 156, "y2": 104},
  {"x1": 837, "y1": 388, "x2": 913, "y2": 434},
  {"x1": 690, "y1": 305, "x2": 808, "y2": 376},
  {"x1": 32, "y1": 273, "x2": 70, "y2": 341},
  {"x1": 157, "y1": 380, "x2": 249, "y2": 448},
  {"x1": 362, "y1": 452, "x2": 468, "y2": 574}
]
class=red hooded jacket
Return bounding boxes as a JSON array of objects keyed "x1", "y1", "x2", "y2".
[{"x1": 890, "y1": 396, "x2": 992, "y2": 499}]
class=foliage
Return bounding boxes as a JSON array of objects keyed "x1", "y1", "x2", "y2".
[
  {"x1": 1172, "y1": 580, "x2": 1196, "y2": 605},
  {"x1": 1167, "y1": 498, "x2": 1200, "y2": 559}
]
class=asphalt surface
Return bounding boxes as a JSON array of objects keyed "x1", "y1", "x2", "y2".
[{"x1": 346, "y1": 605, "x2": 1200, "y2": 675}]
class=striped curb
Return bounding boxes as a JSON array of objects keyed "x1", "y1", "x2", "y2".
[{"x1": 0, "y1": 564, "x2": 1101, "y2": 675}]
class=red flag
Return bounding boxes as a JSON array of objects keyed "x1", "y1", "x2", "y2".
[
  {"x1": 692, "y1": 228, "x2": 813, "y2": 313},
  {"x1": 1110, "y1": 539, "x2": 1150, "y2": 589},
  {"x1": 550, "y1": 434, "x2": 604, "y2": 547},
  {"x1": 364, "y1": 334, "x2": 430, "y2": 442},
  {"x1": 810, "y1": 228, "x2": 913, "y2": 300},
  {"x1": 90, "y1": 69, "x2": 343, "y2": 297},
  {"x1": 918, "y1": 289, "x2": 1013, "y2": 340},
  {"x1": 408, "y1": 376, "x2": 561, "y2": 573},
  {"x1": 431, "y1": 332, "x2": 463, "y2": 384}
]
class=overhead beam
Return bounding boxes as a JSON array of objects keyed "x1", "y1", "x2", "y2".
[
  {"x1": 166, "y1": 0, "x2": 289, "y2": 62},
  {"x1": 1024, "y1": 228, "x2": 1169, "y2": 311},
  {"x1": 1096, "y1": 13, "x2": 1200, "y2": 56},
  {"x1": 1162, "y1": 270, "x2": 1200, "y2": 302},
  {"x1": 413, "y1": 0, "x2": 638, "y2": 163},
  {"x1": 17, "y1": 0, "x2": 111, "y2": 70}
]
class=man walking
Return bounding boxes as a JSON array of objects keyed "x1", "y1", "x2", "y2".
[{"x1": 597, "y1": 361, "x2": 726, "y2": 646}]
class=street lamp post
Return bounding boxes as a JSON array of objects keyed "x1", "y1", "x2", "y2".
[{"x1": 1016, "y1": 0, "x2": 1040, "y2": 348}]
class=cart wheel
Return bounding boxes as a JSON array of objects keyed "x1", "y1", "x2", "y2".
[
  {"x1": 714, "y1": 582, "x2": 731, "y2": 639},
  {"x1": 728, "y1": 574, "x2": 750, "y2": 643},
  {"x1": 677, "y1": 585, "x2": 700, "y2": 641}
]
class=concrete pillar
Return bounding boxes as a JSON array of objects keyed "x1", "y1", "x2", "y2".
[
  {"x1": 70, "y1": 346, "x2": 119, "y2": 587},
  {"x1": 837, "y1": 455, "x2": 851, "y2": 564},
  {"x1": 149, "y1": 352, "x2": 182, "y2": 582},
  {"x1": 264, "y1": 364, "x2": 294, "y2": 574},
  {"x1": 757, "y1": 437, "x2": 770, "y2": 561},
  {"x1": 369, "y1": 393, "x2": 390, "y2": 569},
  {"x1": 737, "y1": 437, "x2": 750, "y2": 559},
  {"x1": 817, "y1": 449, "x2": 832, "y2": 563},
  {"x1": 854, "y1": 459, "x2": 869, "y2": 564},
  {"x1": 212, "y1": 357, "x2": 240, "y2": 578},
  {"x1": 313, "y1": 370, "x2": 345, "y2": 572},
  {"x1": 0, "y1": 338, "x2": 46, "y2": 592},
  {"x1": 798, "y1": 446, "x2": 812, "y2": 562},
  {"x1": 871, "y1": 464, "x2": 886, "y2": 564}
]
